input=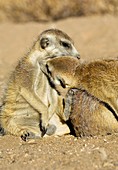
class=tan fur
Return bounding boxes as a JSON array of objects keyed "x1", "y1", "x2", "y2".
[
  {"x1": 64, "y1": 88, "x2": 118, "y2": 136},
  {"x1": 41, "y1": 56, "x2": 118, "y2": 136},
  {"x1": 0, "y1": 29, "x2": 79, "y2": 140}
]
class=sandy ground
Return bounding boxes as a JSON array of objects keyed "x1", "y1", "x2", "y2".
[{"x1": 0, "y1": 15, "x2": 118, "y2": 170}]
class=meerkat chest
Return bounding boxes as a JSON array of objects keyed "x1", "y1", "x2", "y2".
[
  {"x1": 33, "y1": 66, "x2": 58, "y2": 107},
  {"x1": 47, "y1": 86, "x2": 58, "y2": 106},
  {"x1": 33, "y1": 71, "x2": 48, "y2": 104}
]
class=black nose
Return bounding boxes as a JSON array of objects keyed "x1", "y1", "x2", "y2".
[{"x1": 76, "y1": 54, "x2": 80, "y2": 59}]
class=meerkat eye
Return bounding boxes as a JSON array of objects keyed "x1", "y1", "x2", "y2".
[
  {"x1": 57, "y1": 76, "x2": 66, "y2": 88},
  {"x1": 40, "y1": 38, "x2": 49, "y2": 49},
  {"x1": 60, "y1": 41, "x2": 71, "y2": 49}
]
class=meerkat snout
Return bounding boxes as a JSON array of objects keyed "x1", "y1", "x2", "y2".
[{"x1": 38, "y1": 29, "x2": 80, "y2": 59}]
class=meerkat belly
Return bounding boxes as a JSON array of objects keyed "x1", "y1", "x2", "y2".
[
  {"x1": 36, "y1": 74, "x2": 59, "y2": 117},
  {"x1": 47, "y1": 86, "x2": 59, "y2": 119},
  {"x1": 31, "y1": 61, "x2": 49, "y2": 105},
  {"x1": 2, "y1": 94, "x2": 39, "y2": 122},
  {"x1": 35, "y1": 72, "x2": 49, "y2": 106}
]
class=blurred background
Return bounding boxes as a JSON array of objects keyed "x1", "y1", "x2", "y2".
[{"x1": 0, "y1": 0, "x2": 118, "y2": 22}]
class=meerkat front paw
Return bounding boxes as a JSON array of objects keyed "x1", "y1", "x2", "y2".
[
  {"x1": 46, "y1": 124, "x2": 56, "y2": 136},
  {"x1": 64, "y1": 88, "x2": 77, "y2": 120}
]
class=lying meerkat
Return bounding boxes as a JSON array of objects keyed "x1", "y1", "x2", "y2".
[
  {"x1": 0, "y1": 29, "x2": 80, "y2": 140},
  {"x1": 41, "y1": 56, "x2": 118, "y2": 136}
]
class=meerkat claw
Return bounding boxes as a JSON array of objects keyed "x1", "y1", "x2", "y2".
[
  {"x1": 21, "y1": 132, "x2": 30, "y2": 141},
  {"x1": 0, "y1": 126, "x2": 5, "y2": 136}
]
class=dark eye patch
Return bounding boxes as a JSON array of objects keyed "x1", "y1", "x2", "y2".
[
  {"x1": 57, "y1": 76, "x2": 66, "y2": 88},
  {"x1": 60, "y1": 41, "x2": 71, "y2": 49}
]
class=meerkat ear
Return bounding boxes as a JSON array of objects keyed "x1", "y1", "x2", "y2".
[{"x1": 40, "y1": 38, "x2": 49, "y2": 49}]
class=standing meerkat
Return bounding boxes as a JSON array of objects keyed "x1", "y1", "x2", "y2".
[
  {"x1": 41, "y1": 56, "x2": 118, "y2": 136},
  {"x1": 0, "y1": 29, "x2": 80, "y2": 140}
]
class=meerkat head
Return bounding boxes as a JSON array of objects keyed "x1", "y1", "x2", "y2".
[
  {"x1": 33, "y1": 29, "x2": 80, "y2": 61},
  {"x1": 40, "y1": 56, "x2": 80, "y2": 95}
]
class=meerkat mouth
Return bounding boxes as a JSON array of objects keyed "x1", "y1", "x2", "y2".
[
  {"x1": 45, "y1": 55, "x2": 57, "y2": 60},
  {"x1": 45, "y1": 54, "x2": 80, "y2": 60}
]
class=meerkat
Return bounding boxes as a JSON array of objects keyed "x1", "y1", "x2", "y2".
[
  {"x1": 40, "y1": 56, "x2": 118, "y2": 136},
  {"x1": 0, "y1": 29, "x2": 80, "y2": 140}
]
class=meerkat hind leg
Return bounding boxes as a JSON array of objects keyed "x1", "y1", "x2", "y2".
[
  {"x1": 15, "y1": 113, "x2": 42, "y2": 141},
  {"x1": 1, "y1": 106, "x2": 42, "y2": 141}
]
